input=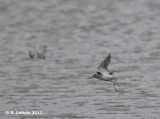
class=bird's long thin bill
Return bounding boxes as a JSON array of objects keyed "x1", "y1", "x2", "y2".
[{"x1": 88, "y1": 76, "x2": 93, "y2": 79}]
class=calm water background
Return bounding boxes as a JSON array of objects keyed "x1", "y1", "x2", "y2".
[{"x1": 0, "y1": 0, "x2": 160, "y2": 119}]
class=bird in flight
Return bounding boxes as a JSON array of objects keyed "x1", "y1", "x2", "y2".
[{"x1": 88, "y1": 53, "x2": 120, "y2": 92}]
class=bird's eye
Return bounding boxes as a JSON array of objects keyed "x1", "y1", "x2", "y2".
[{"x1": 97, "y1": 72, "x2": 101, "y2": 75}]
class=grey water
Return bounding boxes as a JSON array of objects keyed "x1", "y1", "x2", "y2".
[{"x1": 0, "y1": 0, "x2": 160, "y2": 119}]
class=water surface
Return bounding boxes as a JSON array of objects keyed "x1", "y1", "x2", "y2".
[{"x1": 0, "y1": 0, "x2": 160, "y2": 119}]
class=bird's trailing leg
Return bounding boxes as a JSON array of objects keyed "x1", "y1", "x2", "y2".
[
  {"x1": 115, "y1": 79, "x2": 120, "y2": 87},
  {"x1": 110, "y1": 80, "x2": 118, "y2": 92},
  {"x1": 113, "y1": 81, "x2": 118, "y2": 92}
]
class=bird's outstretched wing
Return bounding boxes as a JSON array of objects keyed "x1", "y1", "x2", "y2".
[{"x1": 98, "y1": 53, "x2": 111, "y2": 74}]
